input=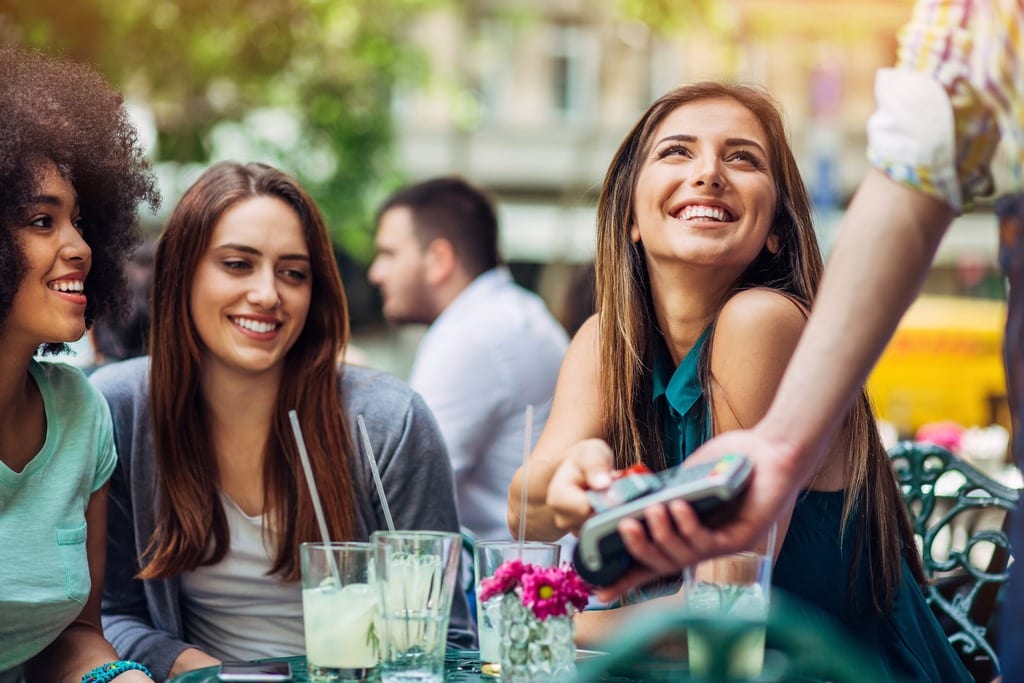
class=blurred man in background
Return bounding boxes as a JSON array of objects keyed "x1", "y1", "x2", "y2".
[
  {"x1": 369, "y1": 176, "x2": 569, "y2": 541},
  {"x1": 87, "y1": 237, "x2": 156, "y2": 371}
]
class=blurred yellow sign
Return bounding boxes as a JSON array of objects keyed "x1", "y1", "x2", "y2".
[{"x1": 867, "y1": 295, "x2": 1009, "y2": 435}]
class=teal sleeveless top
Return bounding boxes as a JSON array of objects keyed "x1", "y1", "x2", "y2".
[{"x1": 652, "y1": 332, "x2": 971, "y2": 682}]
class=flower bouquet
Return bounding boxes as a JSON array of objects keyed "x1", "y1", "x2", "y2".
[{"x1": 478, "y1": 559, "x2": 590, "y2": 683}]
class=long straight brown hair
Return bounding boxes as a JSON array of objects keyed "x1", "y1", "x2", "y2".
[
  {"x1": 141, "y1": 162, "x2": 356, "y2": 582},
  {"x1": 595, "y1": 82, "x2": 923, "y2": 611}
]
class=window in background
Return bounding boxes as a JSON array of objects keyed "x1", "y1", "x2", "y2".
[
  {"x1": 548, "y1": 22, "x2": 598, "y2": 124},
  {"x1": 472, "y1": 17, "x2": 515, "y2": 125}
]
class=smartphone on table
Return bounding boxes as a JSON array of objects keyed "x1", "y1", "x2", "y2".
[{"x1": 217, "y1": 661, "x2": 293, "y2": 682}]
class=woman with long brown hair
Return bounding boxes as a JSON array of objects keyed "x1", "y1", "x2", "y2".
[
  {"x1": 507, "y1": 82, "x2": 968, "y2": 680},
  {"x1": 91, "y1": 162, "x2": 474, "y2": 679}
]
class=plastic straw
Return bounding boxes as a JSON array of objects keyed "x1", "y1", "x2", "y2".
[
  {"x1": 517, "y1": 404, "x2": 534, "y2": 557},
  {"x1": 288, "y1": 409, "x2": 341, "y2": 586},
  {"x1": 357, "y1": 414, "x2": 396, "y2": 532},
  {"x1": 766, "y1": 521, "x2": 778, "y2": 559}
]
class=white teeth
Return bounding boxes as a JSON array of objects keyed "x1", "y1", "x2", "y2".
[
  {"x1": 232, "y1": 317, "x2": 278, "y2": 334},
  {"x1": 678, "y1": 205, "x2": 729, "y2": 222},
  {"x1": 50, "y1": 280, "x2": 84, "y2": 293}
]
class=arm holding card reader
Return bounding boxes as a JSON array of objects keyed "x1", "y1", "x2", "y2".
[{"x1": 573, "y1": 454, "x2": 753, "y2": 587}]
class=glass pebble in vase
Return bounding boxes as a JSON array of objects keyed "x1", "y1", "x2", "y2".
[{"x1": 498, "y1": 593, "x2": 576, "y2": 683}]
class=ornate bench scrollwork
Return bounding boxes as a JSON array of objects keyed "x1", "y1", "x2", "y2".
[{"x1": 888, "y1": 440, "x2": 1020, "y2": 680}]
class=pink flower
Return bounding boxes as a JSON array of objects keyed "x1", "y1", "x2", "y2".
[
  {"x1": 916, "y1": 421, "x2": 965, "y2": 453},
  {"x1": 478, "y1": 558, "x2": 529, "y2": 603},
  {"x1": 519, "y1": 565, "x2": 590, "y2": 621},
  {"x1": 478, "y1": 559, "x2": 591, "y2": 620}
]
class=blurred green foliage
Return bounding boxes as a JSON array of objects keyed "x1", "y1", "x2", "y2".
[
  {"x1": 617, "y1": 0, "x2": 719, "y2": 33},
  {"x1": 0, "y1": 0, "x2": 440, "y2": 260},
  {"x1": 0, "y1": 0, "x2": 726, "y2": 260}
]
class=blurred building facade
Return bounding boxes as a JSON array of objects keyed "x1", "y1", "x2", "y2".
[
  {"x1": 360, "y1": 0, "x2": 1006, "y2": 388},
  {"x1": 390, "y1": 0, "x2": 915, "y2": 264}
]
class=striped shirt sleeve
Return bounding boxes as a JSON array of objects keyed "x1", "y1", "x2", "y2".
[{"x1": 867, "y1": 0, "x2": 1022, "y2": 211}]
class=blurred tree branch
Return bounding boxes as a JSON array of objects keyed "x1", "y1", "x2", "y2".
[{"x1": 0, "y1": 0, "x2": 440, "y2": 259}]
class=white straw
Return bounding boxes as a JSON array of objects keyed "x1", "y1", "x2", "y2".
[
  {"x1": 357, "y1": 414, "x2": 396, "y2": 532},
  {"x1": 517, "y1": 404, "x2": 534, "y2": 556},
  {"x1": 288, "y1": 409, "x2": 340, "y2": 586}
]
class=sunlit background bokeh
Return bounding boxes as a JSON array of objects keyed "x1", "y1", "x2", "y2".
[{"x1": 3, "y1": 0, "x2": 1011, "y2": 450}]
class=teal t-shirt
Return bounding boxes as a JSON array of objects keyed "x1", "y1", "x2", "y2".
[
  {"x1": 0, "y1": 360, "x2": 117, "y2": 674},
  {"x1": 651, "y1": 331, "x2": 971, "y2": 681}
]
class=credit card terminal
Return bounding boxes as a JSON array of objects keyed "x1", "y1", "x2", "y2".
[{"x1": 573, "y1": 453, "x2": 753, "y2": 587}]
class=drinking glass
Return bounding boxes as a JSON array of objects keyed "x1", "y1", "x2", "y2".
[
  {"x1": 473, "y1": 541, "x2": 561, "y2": 676},
  {"x1": 300, "y1": 542, "x2": 380, "y2": 682},
  {"x1": 683, "y1": 549, "x2": 772, "y2": 679},
  {"x1": 373, "y1": 530, "x2": 461, "y2": 683}
]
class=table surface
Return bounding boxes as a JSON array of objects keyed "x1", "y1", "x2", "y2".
[{"x1": 167, "y1": 649, "x2": 628, "y2": 682}]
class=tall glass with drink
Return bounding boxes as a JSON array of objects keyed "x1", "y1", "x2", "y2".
[
  {"x1": 373, "y1": 530, "x2": 461, "y2": 683},
  {"x1": 683, "y1": 547, "x2": 772, "y2": 679},
  {"x1": 301, "y1": 542, "x2": 380, "y2": 682}
]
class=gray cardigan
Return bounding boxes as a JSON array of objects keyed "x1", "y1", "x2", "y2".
[{"x1": 91, "y1": 358, "x2": 476, "y2": 682}]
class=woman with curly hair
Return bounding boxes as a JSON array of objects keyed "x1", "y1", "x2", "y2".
[
  {"x1": 90, "y1": 162, "x2": 474, "y2": 679},
  {"x1": 0, "y1": 48, "x2": 159, "y2": 682}
]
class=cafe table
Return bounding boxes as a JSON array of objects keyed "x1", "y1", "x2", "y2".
[
  {"x1": 167, "y1": 650, "x2": 484, "y2": 682},
  {"x1": 166, "y1": 649, "x2": 637, "y2": 682}
]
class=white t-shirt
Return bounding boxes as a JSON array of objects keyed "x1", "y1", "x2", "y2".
[
  {"x1": 0, "y1": 361, "x2": 116, "y2": 674},
  {"x1": 180, "y1": 495, "x2": 304, "y2": 661},
  {"x1": 409, "y1": 267, "x2": 569, "y2": 542}
]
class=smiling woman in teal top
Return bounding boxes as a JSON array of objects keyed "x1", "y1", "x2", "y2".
[
  {"x1": 508, "y1": 82, "x2": 971, "y2": 681},
  {"x1": 0, "y1": 48, "x2": 158, "y2": 682}
]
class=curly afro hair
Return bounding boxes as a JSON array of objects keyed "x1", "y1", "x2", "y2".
[{"x1": 0, "y1": 47, "x2": 160, "y2": 353}]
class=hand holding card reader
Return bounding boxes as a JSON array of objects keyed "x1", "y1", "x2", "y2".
[{"x1": 573, "y1": 453, "x2": 753, "y2": 587}]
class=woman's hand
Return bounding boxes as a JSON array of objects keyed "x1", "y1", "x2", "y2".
[
  {"x1": 545, "y1": 438, "x2": 615, "y2": 536},
  {"x1": 112, "y1": 671, "x2": 154, "y2": 682}
]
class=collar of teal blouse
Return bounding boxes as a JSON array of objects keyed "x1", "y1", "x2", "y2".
[
  {"x1": 651, "y1": 327, "x2": 711, "y2": 414},
  {"x1": 651, "y1": 327, "x2": 712, "y2": 468}
]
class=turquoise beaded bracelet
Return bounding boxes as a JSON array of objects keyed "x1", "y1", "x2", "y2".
[{"x1": 81, "y1": 660, "x2": 152, "y2": 683}]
